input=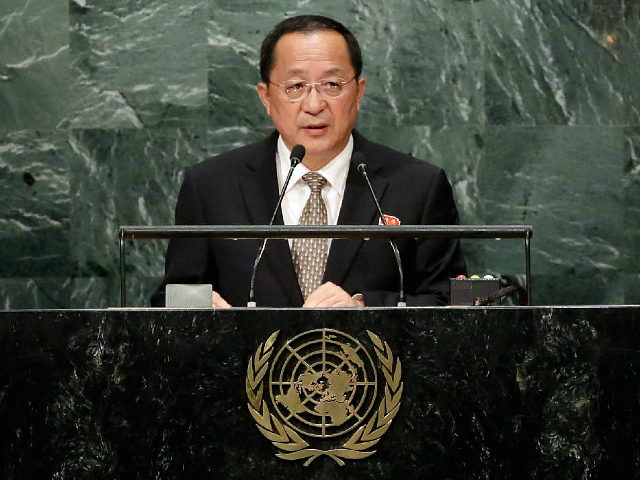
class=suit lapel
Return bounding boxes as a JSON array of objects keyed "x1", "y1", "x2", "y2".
[
  {"x1": 323, "y1": 133, "x2": 389, "y2": 286},
  {"x1": 238, "y1": 131, "x2": 388, "y2": 300},
  {"x1": 239, "y1": 132, "x2": 303, "y2": 306}
]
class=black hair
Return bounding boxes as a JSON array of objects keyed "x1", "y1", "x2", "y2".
[{"x1": 259, "y1": 15, "x2": 363, "y2": 83}]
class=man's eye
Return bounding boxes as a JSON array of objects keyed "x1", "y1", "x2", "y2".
[
  {"x1": 286, "y1": 82, "x2": 306, "y2": 93},
  {"x1": 323, "y1": 81, "x2": 341, "y2": 89}
]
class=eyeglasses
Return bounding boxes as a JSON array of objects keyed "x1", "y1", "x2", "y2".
[{"x1": 269, "y1": 77, "x2": 356, "y2": 101}]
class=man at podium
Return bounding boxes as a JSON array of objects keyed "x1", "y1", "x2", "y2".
[{"x1": 151, "y1": 15, "x2": 466, "y2": 308}]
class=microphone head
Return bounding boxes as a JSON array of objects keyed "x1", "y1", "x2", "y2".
[
  {"x1": 290, "y1": 144, "x2": 305, "y2": 166},
  {"x1": 352, "y1": 152, "x2": 367, "y2": 175}
]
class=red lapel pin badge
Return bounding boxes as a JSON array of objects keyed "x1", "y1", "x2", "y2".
[{"x1": 379, "y1": 214, "x2": 401, "y2": 225}]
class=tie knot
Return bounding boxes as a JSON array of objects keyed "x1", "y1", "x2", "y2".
[{"x1": 302, "y1": 172, "x2": 327, "y2": 193}]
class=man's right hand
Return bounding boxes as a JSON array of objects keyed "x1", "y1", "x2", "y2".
[{"x1": 212, "y1": 291, "x2": 231, "y2": 308}]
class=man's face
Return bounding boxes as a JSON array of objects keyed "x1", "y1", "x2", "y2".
[{"x1": 257, "y1": 30, "x2": 366, "y2": 168}]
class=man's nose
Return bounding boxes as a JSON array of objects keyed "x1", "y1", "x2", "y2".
[{"x1": 301, "y1": 85, "x2": 326, "y2": 114}]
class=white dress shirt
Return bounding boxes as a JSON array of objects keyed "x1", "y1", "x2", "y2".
[{"x1": 276, "y1": 135, "x2": 353, "y2": 248}]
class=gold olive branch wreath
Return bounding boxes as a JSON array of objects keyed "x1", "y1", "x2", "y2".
[{"x1": 246, "y1": 330, "x2": 403, "y2": 466}]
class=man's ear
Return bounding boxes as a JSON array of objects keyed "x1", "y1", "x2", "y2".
[
  {"x1": 257, "y1": 82, "x2": 271, "y2": 116},
  {"x1": 355, "y1": 77, "x2": 367, "y2": 112}
]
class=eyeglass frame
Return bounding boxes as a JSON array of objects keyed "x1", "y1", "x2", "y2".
[{"x1": 268, "y1": 76, "x2": 358, "y2": 102}]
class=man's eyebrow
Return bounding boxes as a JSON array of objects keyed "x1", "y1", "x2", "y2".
[
  {"x1": 285, "y1": 68, "x2": 307, "y2": 76},
  {"x1": 284, "y1": 67, "x2": 344, "y2": 77}
]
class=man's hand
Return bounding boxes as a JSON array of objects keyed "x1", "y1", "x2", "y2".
[
  {"x1": 212, "y1": 291, "x2": 231, "y2": 308},
  {"x1": 303, "y1": 282, "x2": 365, "y2": 308}
]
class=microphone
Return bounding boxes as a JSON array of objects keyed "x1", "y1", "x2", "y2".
[
  {"x1": 247, "y1": 144, "x2": 305, "y2": 307},
  {"x1": 353, "y1": 152, "x2": 406, "y2": 307}
]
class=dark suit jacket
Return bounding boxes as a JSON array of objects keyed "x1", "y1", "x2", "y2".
[{"x1": 151, "y1": 130, "x2": 466, "y2": 307}]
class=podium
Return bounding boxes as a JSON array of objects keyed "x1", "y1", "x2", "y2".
[
  {"x1": 2, "y1": 306, "x2": 639, "y2": 478},
  {"x1": 118, "y1": 224, "x2": 534, "y2": 306}
]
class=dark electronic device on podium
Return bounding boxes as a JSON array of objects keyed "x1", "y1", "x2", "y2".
[{"x1": 450, "y1": 275, "x2": 527, "y2": 306}]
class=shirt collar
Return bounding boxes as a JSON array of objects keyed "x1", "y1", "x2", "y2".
[{"x1": 276, "y1": 135, "x2": 353, "y2": 196}]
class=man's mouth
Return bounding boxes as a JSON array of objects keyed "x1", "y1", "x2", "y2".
[{"x1": 303, "y1": 124, "x2": 328, "y2": 135}]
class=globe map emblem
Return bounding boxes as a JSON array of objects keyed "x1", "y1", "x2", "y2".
[{"x1": 269, "y1": 329, "x2": 378, "y2": 438}]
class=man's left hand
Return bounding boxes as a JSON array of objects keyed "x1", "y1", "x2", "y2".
[{"x1": 303, "y1": 282, "x2": 364, "y2": 308}]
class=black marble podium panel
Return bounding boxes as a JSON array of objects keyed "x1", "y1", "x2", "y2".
[{"x1": 1, "y1": 307, "x2": 639, "y2": 479}]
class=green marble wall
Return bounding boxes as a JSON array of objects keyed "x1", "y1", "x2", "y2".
[{"x1": 1, "y1": 0, "x2": 639, "y2": 308}]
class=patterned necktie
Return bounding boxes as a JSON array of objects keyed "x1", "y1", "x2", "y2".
[{"x1": 292, "y1": 172, "x2": 329, "y2": 300}]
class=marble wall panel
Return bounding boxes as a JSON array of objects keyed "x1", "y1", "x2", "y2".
[
  {"x1": 483, "y1": 0, "x2": 640, "y2": 125},
  {"x1": 207, "y1": 125, "x2": 275, "y2": 155},
  {"x1": 66, "y1": 0, "x2": 208, "y2": 129},
  {"x1": 68, "y1": 128, "x2": 208, "y2": 285},
  {"x1": 0, "y1": 130, "x2": 71, "y2": 277},
  {"x1": 0, "y1": 278, "x2": 73, "y2": 309},
  {"x1": 478, "y1": 126, "x2": 630, "y2": 303},
  {"x1": 70, "y1": 276, "x2": 161, "y2": 308},
  {"x1": 0, "y1": 0, "x2": 70, "y2": 129},
  {"x1": 355, "y1": 1, "x2": 484, "y2": 129},
  {"x1": 208, "y1": 9, "x2": 272, "y2": 129},
  {"x1": 625, "y1": 274, "x2": 640, "y2": 304},
  {"x1": 622, "y1": 127, "x2": 640, "y2": 277}
]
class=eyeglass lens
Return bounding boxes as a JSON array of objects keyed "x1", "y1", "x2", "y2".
[{"x1": 284, "y1": 80, "x2": 346, "y2": 100}]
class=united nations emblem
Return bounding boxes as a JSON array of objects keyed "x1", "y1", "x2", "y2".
[{"x1": 246, "y1": 329, "x2": 403, "y2": 466}]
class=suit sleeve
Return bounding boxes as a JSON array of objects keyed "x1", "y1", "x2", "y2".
[
  {"x1": 150, "y1": 167, "x2": 217, "y2": 307},
  {"x1": 361, "y1": 169, "x2": 467, "y2": 306}
]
